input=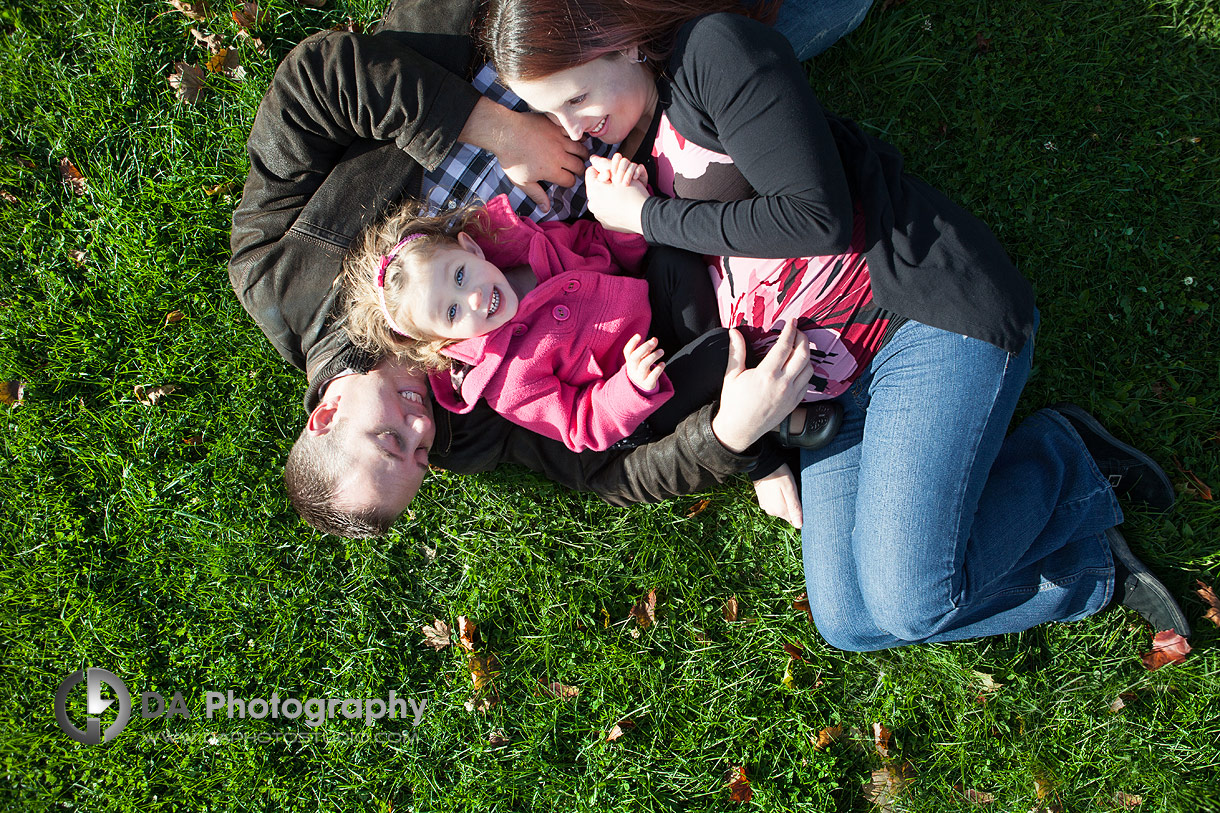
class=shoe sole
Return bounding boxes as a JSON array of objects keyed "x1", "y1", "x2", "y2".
[
  {"x1": 1105, "y1": 527, "x2": 1191, "y2": 637},
  {"x1": 1052, "y1": 403, "x2": 1176, "y2": 510}
]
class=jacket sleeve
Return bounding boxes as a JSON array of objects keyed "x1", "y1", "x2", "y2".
[
  {"x1": 433, "y1": 401, "x2": 759, "y2": 504},
  {"x1": 640, "y1": 14, "x2": 853, "y2": 259},
  {"x1": 490, "y1": 361, "x2": 675, "y2": 453},
  {"x1": 228, "y1": 30, "x2": 481, "y2": 371}
]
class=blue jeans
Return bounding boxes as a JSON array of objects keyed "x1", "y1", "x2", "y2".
[
  {"x1": 775, "y1": 0, "x2": 874, "y2": 60},
  {"x1": 798, "y1": 317, "x2": 1122, "y2": 651}
]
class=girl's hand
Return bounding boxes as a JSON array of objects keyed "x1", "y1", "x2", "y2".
[
  {"x1": 585, "y1": 154, "x2": 649, "y2": 234},
  {"x1": 752, "y1": 464, "x2": 803, "y2": 529},
  {"x1": 623, "y1": 334, "x2": 665, "y2": 393}
]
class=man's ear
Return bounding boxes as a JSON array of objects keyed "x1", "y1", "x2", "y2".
[
  {"x1": 456, "y1": 231, "x2": 485, "y2": 260},
  {"x1": 306, "y1": 397, "x2": 340, "y2": 436}
]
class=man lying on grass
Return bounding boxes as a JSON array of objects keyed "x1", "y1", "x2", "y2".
[{"x1": 228, "y1": 0, "x2": 871, "y2": 537}]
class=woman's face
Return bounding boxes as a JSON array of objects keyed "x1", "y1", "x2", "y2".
[{"x1": 506, "y1": 53, "x2": 657, "y2": 146}]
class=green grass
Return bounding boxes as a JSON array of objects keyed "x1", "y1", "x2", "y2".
[{"x1": 1, "y1": 0, "x2": 1218, "y2": 810}]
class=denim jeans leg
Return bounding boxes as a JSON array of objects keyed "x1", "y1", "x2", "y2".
[
  {"x1": 773, "y1": 0, "x2": 875, "y2": 60},
  {"x1": 799, "y1": 318, "x2": 1121, "y2": 651}
]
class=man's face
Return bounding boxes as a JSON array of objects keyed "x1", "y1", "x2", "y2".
[{"x1": 306, "y1": 357, "x2": 436, "y2": 518}]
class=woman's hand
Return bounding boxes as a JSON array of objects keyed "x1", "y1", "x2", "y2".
[
  {"x1": 623, "y1": 334, "x2": 665, "y2": 392},
  {"x1": 752, "y1": 464, "x2": 803, "y2": 528},
  {"x1": 711, "y1": 321, "x2": 814, "y2": 453},
  {"x1": 585, "y1": 154, "x2": 648, "y2": 234},
  {"x1": 459, "y1": 98, "x2": 589, "y2": 212}
]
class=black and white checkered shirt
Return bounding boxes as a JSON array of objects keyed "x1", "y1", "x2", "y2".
[{"x1": 421, "y1": 62, "x2": 617, "y2": 223}]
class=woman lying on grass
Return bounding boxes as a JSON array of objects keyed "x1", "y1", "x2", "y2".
[{"x1": 482, "y1": 0, "x2": 1192, "y2": 650}]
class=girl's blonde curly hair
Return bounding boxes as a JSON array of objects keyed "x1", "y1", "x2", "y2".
[{"x1": 341, "y1": 201, "x2": 488, "y2": 370}]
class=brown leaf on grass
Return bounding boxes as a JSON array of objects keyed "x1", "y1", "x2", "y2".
[
  {"x1": 1139, "y1": 629, "x2": 1191, "y2": 670},
  {"x1": 1112, "y1": 792, "x2": 1143, "y2": 807},
  {"x1": 59, "y1": 158, "x2": 87, "y2": 195},
  {"x1": 297, "y1": 0, "x2": 327, "y2": 7},
  {"x1": 420, "y1": 618, "x2": 451, "y2": 650},
  {"x1": 330, "y1": 17, "x2": 362, "y2": 33},
  {"x1": 182, "y1": 434, "x2": 203, "y2": 445},
  {"x1": 975, "y1": 32, "x2": 992, "y2": 54},
  {"x1": 1108, "y1": 692, "x2": 1136, "y2": 713},
  {"x1": 0, "y1": 190, "x2": 17, "y2": 204},
  {"x1": 206, "y1": 48, "x2": 245, "y2": 79},
  {"x1": 203, "y1": 181, "x2": 240, "y2": 196},
  {"x1": 1172, "y1": 456, "x2": 1213, "y2": 500},
  {"x1": 1195, "y1": 579, "x2": 1220, "y2": 628},
  {"x1": 488, "y1": 729, "x2": 510, "y2": 747},
  {"x1": 722, "y1": 596, "x2": 739, "y2": 622},
  {"x1": 168, "y1": 0, "x2": 210, "y2": 20},
  {"x1": 863, "y1": 763, "x2": 913, "y2": 810},
  {"x1": 792, "y1": 592, "x2": 813, "y2": 624},
  {"x1": 954, "y1": 784, "x2": 996, "y2": 804},
  {"x1": 69, "y1": 250, "x2": 88, "y2": 268},
  {"x1": 686, "y1": 498, "x2": 711, "y2": 518},
  {"x1": 0, "y1": 380, "x2": 25, "y2": 406},
  {"x1": 727, "y1": 766, "x2": 752, "y2": 803},
  {"x1": 873, "y1": 722, "x2": 895, "y2": 759},
  {"x1": 189, "y1": 27, "x2": 223, "y2": 52},
  {"x1": 232, "y1": 2, "x2": 268, "y2": 30},
  {"x1": 973, "y1": 670, "x2": 1003, "y2": 693},
  {"x1": 168, "y1": 62, "x2": 206, "y2": 103},
  {"x1": 134, "y1": 384, "x2": 177, "y2": 406},
  {"x1": 17, "y1": 157, "x2": 35, "y2": 169},
  {"x1": 457, "y1": 616, "x2": 479, "y2": 652},
  {"x1": 811, "y1": 725, "x2": 842, "y2": 751},
  {"x1": 235, "y1": 29, "x2": 267, "y2": 52},
  {"x1": 783, "y1": 641, "x2": 804, "y2": 661},
  {"x1": 467, "y1": 652, "x2": 500, "y2": 694},
  {"x1": 165, "y1": 310, "x2": 185, "y2": 325},
  {"x1": 629, "y1": 588, "x2": 657, "y2": 629},
  {"x1": 538, "y1": 679, "x2": 579, "y2": 700},
  {"x1": 606, "y1": 719, "x2": 635, "y2": 741}
]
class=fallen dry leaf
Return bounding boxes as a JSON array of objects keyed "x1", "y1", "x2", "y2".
[
  {"x1": 69, "y1": 250, "x2": 88, "y2": 268},
  {"x1": 873, "y1": 722, "x2": 895, "y2": 759},
  {"x1": 168, "y1": 0, "x2": 210, "y2": 20},
  {"x1": 973, "y1": 670, "x2": 1003, "y2": 692},
  {"x1": 0, "y1": 190, "x2": 17, "y2": 204},
  {"x1": 1194, "y1": 579, "x2": 1220, "y2": 628},
  {"x1": 783, "y1": 641, "x2": 804, "y2": 661},
  {"x1": 203, "y1": 181, "x2": 240, "y2": 196},
  {"x1": 792, "y1": 591, "x2": 813, "y2": 624},
  {"x1": 165, "y1": 310, "x2": 185, "y2": 325},
  {"x1": 722, "y1": 596, "x2": 739, "y2": 622},
  {"x1": 488, "y1": 729, "x2": 510, "y2": 747},
  {"x1": 329, "y1": 17, "x2": 362, "y2": 32},
  {"x1": 189, "y1": 27, "x2": 223, "y2": 53},
  {"x1": 1108, "y1": 692, "x2": 1136, "y2": 713},
  {"x1": 16, "y1": 157, "x2": 35, "y2": 169},
  {"x1": 182, "y1": 434, "x2": 203, "y2": 445},
  {"x1": 205, "y1": 48, "x2": 244, "y2": 80},
  {"x1": 975, "y1": 32, "x2": 992, "y2": 54},
  {"x1": 1112, "y1": 791, "x2": 1143, "y2": 808},
  {"x1": 58, "y1": 158, "x2": 87, "y2": 195},
  {"x1": 1172, "y1": 457, "x2": 1213, "y2": 500},
  {"x1": 134, "y1": 384, "x2": 177, "y2": 406},
  {"x1": 296, "y1": 0, "x2": 326, "y2": 6},
  {"x1": 686, "y1": 498, "x2": 711, "y2": 518},
  {"x1": 1139, "y1": 629, "x2": 1191, "y2": 670},
  {"x1": 232, "y1": 1, "x2": 268, "y2": 30},
  {"x1": 457, "y1": 616, "x2": 478, "y2": 652},
  {"x1": 168, "y1": 62, "x2": 206, "y2": 103},
  {"x1": 629, "y1": 588, "x2": 657, "y2": 629},
  {"x1": 863, "y1": 763, "x2": 912, "y2": 810},
  {"x1": 235, "y1": 29, "x2": 267, "y2": 52},
  {"x1": 811, "y1": 725, "x2": 842, "y2": 751},
  {"x1": 1, "y1": 380, "x2": 25, "y2": 406},
  {"x1": 954, "y1": 784, "x2": 995, "y2": 804},
  {"x1": 538, "y1": 680, "x2": 579, "y2": 700},
  {"x1": 420, "y1": 618, "x2": 451, "y2": 650},
  {"x1": 464, "y1": 694, "x2": 494, "y2": 713},
  {"x1": 727, "y1": 766, "x2": 752, "y2": 803},
  {"x1": 467, "y1": 652, "x2": 499, "y2": 694},
  {"x1": 606, "y1": 719, "x2": 635, "y2": 741}
]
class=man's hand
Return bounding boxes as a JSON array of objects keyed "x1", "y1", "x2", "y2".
[
  {"x1": 623, "y1": 334, "x2": 665, "y2": 392},
  {"x1": 752, "y1": 464, "x2": 803, "y2": 528},
  {"x1": 459, "y1": 97, "x2": 588, "y2": 211},
  {"x1": 711, "y1": 321, "x2": 814, "y2": 453},
  {"x1": 585, "y1": 153, "x2": 648, "y2": 234}
]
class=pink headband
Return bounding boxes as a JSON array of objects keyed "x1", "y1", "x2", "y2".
[{"x1": 376, "y1": 233, "x2": 427, "y2": 336}]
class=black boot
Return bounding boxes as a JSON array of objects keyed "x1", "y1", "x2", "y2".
[
  {"x1": 1104, "y1": 527, "x2": 1190, "y2": 637},
  {"x1": 1052, "y1": 403, "x2": 1176, "y2": 511}
]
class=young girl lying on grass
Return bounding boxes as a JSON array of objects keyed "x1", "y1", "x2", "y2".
[{"x1": 342, "y1": 157, "x2": 838, "y2": 455}]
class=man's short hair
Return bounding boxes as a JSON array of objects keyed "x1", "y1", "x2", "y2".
[{"x1": 284, "y1": 420, "x2": 395, "y2": 538}]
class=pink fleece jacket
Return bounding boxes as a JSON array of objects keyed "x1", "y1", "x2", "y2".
[{"x1": 428, "y1": 195, "x2": 674, "y2": 453}]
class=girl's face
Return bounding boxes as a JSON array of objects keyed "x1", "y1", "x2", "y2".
[
  {"x1": 506, "y1": 53, "x2": 657, "y2": 145},
  {"x1": 403, "y1": 232, "x2": 519, "y2": 340}
]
